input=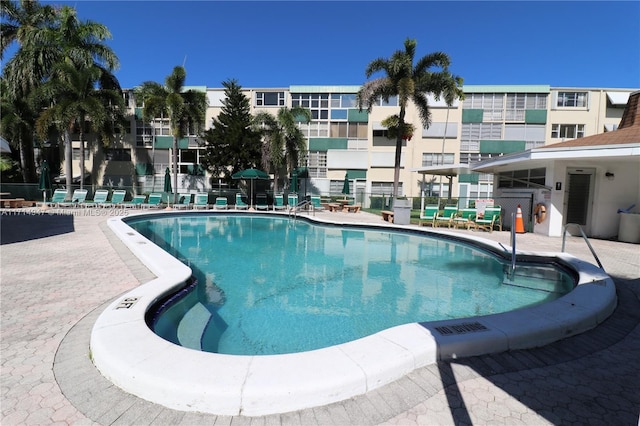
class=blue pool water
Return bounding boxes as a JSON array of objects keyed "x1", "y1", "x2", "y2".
[{"x1": 127, "y1": 214, "x2": 575, "y2": 355}]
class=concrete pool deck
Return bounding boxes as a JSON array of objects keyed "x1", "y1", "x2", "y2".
[{"x1": 1, "y1": 207, "x2": 639, "y2": 424}]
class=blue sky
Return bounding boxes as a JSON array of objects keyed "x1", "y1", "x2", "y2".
[{"x1": 29, "y1": 1, "x2": 640, "y2": 90}]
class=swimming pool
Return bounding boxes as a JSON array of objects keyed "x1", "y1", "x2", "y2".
[
  {"x1": 126, "y1": 215, "x2": 574, "y2": 356},
  {"x1": 91, "y1": 211, "x2": 616, "y2": 416}
]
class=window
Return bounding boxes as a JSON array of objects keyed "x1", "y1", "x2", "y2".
[
  {"x1": 255, "y1": 91, "x2": 285, "y2": 107},
  {"x1": 291, "y1": 93, "x2": 329, "y2": 121},
  {"x1": 463, "y1": 93, "x2": 504, "y2": 121},
  {"x1": 421, "y1": 153, "x2": 455, "y2": 166},
  {"x1": 371, "y1": 181, "x2": 403, "y2": 196},
  {"x1": 556, "y1": 92, "x2": 588, "y2": 108},
  {"x1": 104, "y1": 148, "x2": 131, "y2": 161},
  {"x1": 551, "y1": 124, "x2": 585, "y2": 139},
  {"x1": 372, "y1": 95, "x2": 399, "y2": 107},
  {"x1": 498, "y1": 168, "x2": 546, "y2": 189},
  {"x1": 460, "y1": 122, "x2": 502, "y2": 151},
  {"x1": 459, "y1": 152, "x2": 494, "y2": 164},
  {"x1": 306, "y1": 151, "x2": 327, "y2": 178},
  {"x1": 469, "y1": 182, "x2": 494, "y2": 199},
  {"x1": 330, "y1": 93, "x2": 357, "y2": 108}
]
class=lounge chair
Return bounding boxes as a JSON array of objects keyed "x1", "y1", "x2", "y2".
[
  {"x1": 287, "y1": 194, "x2": 299, "y2": 212},
  {"x1": 310, "y1": 196, "x2": 325, "y2": 211},
  {"x1": 273, "y1": 194, "x2": 286, "y2": 211},
  {"x1": 419, "y1": 205, "x2": 439, "y2": 227},
  {"x1": 122, "y1": 194, "x2": 146, "y2": 208},
  {"x1": 142, "y1": 193, "x2": 163, "y2": 209},
  {"x1": 58, "y1": 189, "x2": 88, "y2": 208},
  {"x1": 452, "y1": 208, "x2": 477, "y2": 229},
  {"x1": 100, "y1": 189, "x2": 126, "y2": 208},
  {"x1": 435, "y1": 206, "x2": 459, "y2": 228},
  {"x1": 235, "y1": 193, "x2": 249, "y2": 210},
  {"x1": 193, "y1": 193, "x2": 210, "y2": 210},
  {"x1": 255, "y1": 194, "x2": 269, "y2": 210},
  {"x1": 213, "y1": 197, "x2": 228, "y2": 210},
  {"x1": 82, "y1": 189, "x2": 109, "y2": 208},
  {"x1": 172, "y1": 193, "x2": 192, "y2": 209},
  {"x1": 472, "y1": 206, "x2": 502, "y2": 232},
  {"x1": 46, "y1": 189, "x2": 67, "y2": 207}
]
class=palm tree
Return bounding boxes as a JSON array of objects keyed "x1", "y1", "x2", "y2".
[
  {"x1": 254, "y1": 106, "x2": 311, "y2": 192},
  {"x1": 357, "y1": 38, "x2": 463, "y2": 199},
  {"x1": 34, "y1": 60, "x2": 124, "y2": 192},
  {"x1": 2, "y1": 2, "x2": 119, "y2": 183},
  {"x1": 37, "y1": 60, "x2": 123, "y2": 196},
  {"x1": 135, "y1": 66, "x2": 207, "y2": 203},
  {"x1": 0, "y1": 76, "x2": 39, "y2": 182}
]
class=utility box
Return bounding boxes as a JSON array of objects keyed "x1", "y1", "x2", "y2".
[
  {"x1": 618, "y1": 212, "x2": 640, "y2": 244},
  {"x1": 393, "y1": 198, "x2": 412, "y2": 225}
]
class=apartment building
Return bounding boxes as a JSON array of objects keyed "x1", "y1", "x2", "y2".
[{"x1": 75, "y1": 85, "x2": 634, "y2": 203}]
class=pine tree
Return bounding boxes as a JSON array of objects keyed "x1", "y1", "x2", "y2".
[{"x1": 201, "y1": 79, "x2": 262, "y2": 185}]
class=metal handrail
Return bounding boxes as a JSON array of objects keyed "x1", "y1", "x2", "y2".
[
  {"x1": 288, "y1": 200, "x2": 311, "y2": 220},
  {"x1": 562, "y1": 223, "x2": 605, "y2": 271},
  {"x1": 509, "y1": 212, "x2": 516, "y2": 279}
]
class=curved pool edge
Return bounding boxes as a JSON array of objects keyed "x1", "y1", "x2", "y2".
[{"x1": 90, "y1": 212, "x2": 617, "y2": 416}]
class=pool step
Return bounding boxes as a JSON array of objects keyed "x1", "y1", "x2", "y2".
[
  {"x1": 503, "y1": 266, "x2": 571, "y2": 294},
  {"x1": 177, "y1": 302, "x2": 211, "y2": 350}
]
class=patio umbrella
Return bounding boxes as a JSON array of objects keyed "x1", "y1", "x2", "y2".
[
  {"x1": 232, "y1": 168, "x2": 269, "y2": 209},
  {"x1": 341, "y1": 172, "x2": 350, "y2": 198},
  {"x1": 290, "y1": 169, "x2": 299, "y2": 193},
  {"x1": 164, "y1": 168, "x2": 172, "y2": 193},
  {"x1": 38, "y1": 160, "x2": 52, "y2": 205}
]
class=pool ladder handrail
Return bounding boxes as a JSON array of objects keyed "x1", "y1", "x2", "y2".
[
  {"x1": 288, "y1": 199, "x2": 312, "y2": 219},
  {"x1": 562, "y1": 223, "x2": 605, "y2": 271}
]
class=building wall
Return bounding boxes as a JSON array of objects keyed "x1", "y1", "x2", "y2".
[{"x1": 66, "y1": 85, "x2": 637, "y2": 201}]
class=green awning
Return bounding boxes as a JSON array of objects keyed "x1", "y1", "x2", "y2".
[{"x1": 154, "y1": 136, "x2": 189, "y2": 149}]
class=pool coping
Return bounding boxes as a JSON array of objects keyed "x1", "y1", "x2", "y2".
[{"x1": 90, "y1": 211, "x2": 616, "y2": 416}]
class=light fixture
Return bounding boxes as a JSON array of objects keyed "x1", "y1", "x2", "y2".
[{"x1": 605, "y1": 172, "x2": 615, "y2": 180}]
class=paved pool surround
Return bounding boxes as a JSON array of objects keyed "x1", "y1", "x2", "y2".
[{"x1": 90, "y1": 211, "x2": 616, "y2": 416}]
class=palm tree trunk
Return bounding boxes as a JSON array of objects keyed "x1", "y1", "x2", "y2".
[
  {"x1": 393, "y1": 107, "x2": 407, "y2": 199},
  {"x1": 18, "y1": 135, "x2": 37, "y2": 183},
  {"x1": 172, "y1": 136, "x2": 178, "y2": 204},
  {"x1": 64, "y1": 129, "x2": 73, "y2": 200},
  {"x1": 79, "y1": 127, "x2": 85, "y2": 190}
]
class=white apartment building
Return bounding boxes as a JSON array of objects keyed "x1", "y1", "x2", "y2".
[{"x1": 70, "y1": 85, "x2": 635, "y2": 205}]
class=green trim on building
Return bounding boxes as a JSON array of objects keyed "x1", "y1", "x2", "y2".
[
  {"x1": 347, "y1": 109, "x2": 368, "y2": 122},
  {"x1": 135, "y1": 163, "x2": 153, "y2": 175},
  {"x1": 462, "y1": 109, "x2": 483, "y2": 123},
  {"x1": 525, "y1": 109, "x2": 547, "y2": 124},
  {"x1": 134, "y1": 107, "x2": 143, "y2": 120},
  {"x1": 154, "y1": 136, "x2": 189, "y2": 149},
  {"x1": 347, "y1": 170, "x2": 367, "y2": 179},
  {"x1": 480, "y1": 140, "x2": 526, "y2": 154},
  {"x1": 308, "y1": 138, "x2": 348, "y2": 151},
  {"x1": 458, "y1": 173, "x2": 479, "y2": 183},
  {"x1": 289, "y1": 85, "x2": 361, "y2": 93},
  {"x1": 462, "y1": 85, "x2": 550, "y2": 93}
]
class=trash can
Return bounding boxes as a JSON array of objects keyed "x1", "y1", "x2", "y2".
[
  {"x1": 393, "y1": 198, "x2": 412, "y2": 225},
  {"x1": 618, "y1": 212, "x2": 640, "y2": 243}
]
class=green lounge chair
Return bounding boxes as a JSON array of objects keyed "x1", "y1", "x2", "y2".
[
  {"x1": 122, "y1": 194, "x2": 146, "y2": 208},
  {"x1": 193, "y1": 193, "x2": 209, "y2": 210},
  {"x1": 310, "y1": 196, "x2": 325, "y2": 211},
  {"x1": 59, "y1": 189, "x2": 88, "y2": 208},
  {"x1": 142, "y1": 193, "x2": 163, "y2": 209},
  {"x1": 46, "y1": 189, "x2": 67, "y2": 207},
  {"x1": 235, "y1": 193, "x2": 249, "y2": 210},
  {"x1": 273, "y1": 194, "x2": 286, "y2": 211},
  {"x1": 472, "y1": 206, "x2": 502, "y2": 232},
  {"x1": 453, "y1": 208, "x2": 477, "y2": 229},
  {"x1": 172, "y1": 193, "x2": 192, "y2": 209},
  {"x1": 419, "y1": 205, "x2": 439, "y2": 227},
  {"x1": 213, "y1": 197, "x2": 228, "y2": 210},
  {"x1": 435, "y1": 206, "x2": 459, "y2": 228},
  {"x1": 255, "y1": 194, "x2": 269, "y2": 210},
  {"x1": 82, "y1": 189, "x2": 109, "y2": 208},
  {"x1": 102, "y1": 190, "x2": 126, "y2": 208}
]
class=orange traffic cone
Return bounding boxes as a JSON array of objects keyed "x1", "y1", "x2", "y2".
[{"x1": 515, "y1": 205, "x2": 525, "y2": 234}]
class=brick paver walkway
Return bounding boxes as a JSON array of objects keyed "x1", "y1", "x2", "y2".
[{"x1": 1, "y1": 208, "x2": 638, "y2": 425}]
